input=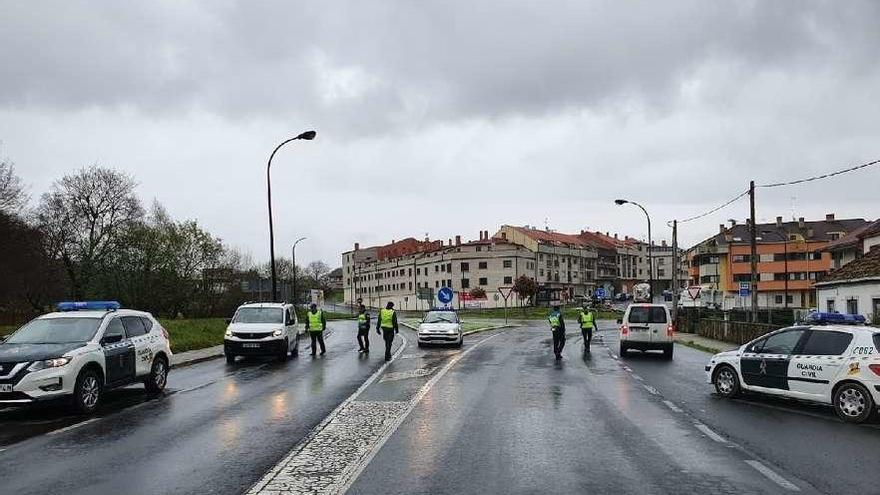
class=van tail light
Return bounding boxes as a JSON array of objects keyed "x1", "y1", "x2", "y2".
[
  {"x1": 869, "y1": 364, "x2": 880, "y2": 377},
  {"x1": 667, "y1": 324, "x2": 675, "y2": 337},
  {"x1": 621, "y1": 325, "x2": 629, "y2": 336}
]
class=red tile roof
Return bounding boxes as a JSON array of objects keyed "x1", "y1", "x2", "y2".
[
  {"x1": 508, "y1": 226, "x2": 592, "y2": 248},
  {"x1": 821, "y1": 246, "x2": 880, "y2": 282}
]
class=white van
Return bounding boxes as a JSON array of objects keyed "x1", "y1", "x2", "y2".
[
  {"x1": 223, "y1": 303, "x2": 301, "y2": 364},
  {"x1": 618, "y1": 303, "x2": 674, "y2": 359}
]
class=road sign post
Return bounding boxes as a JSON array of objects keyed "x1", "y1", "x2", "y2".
[{"x1": 498, "y1": 286, "x2": 514, "y2": 325}]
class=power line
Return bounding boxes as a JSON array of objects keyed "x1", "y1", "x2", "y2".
[
  {"x1": 678, "y1": 189, "x2": 750, "y2": 224},
  {"x1": 759, "y1": 157, "x2": 880, "y2": 188}
]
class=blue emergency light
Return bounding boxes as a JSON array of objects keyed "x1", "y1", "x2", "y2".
[
  {"x1": 802, "y1": 311, "x2": 865, "y2": 325},
  {"x1": 56, "y1": 301, "x2": 121, "y2": 312}
]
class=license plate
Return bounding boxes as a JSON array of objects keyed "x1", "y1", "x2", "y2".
[
  {"x1": 0, "y1": 384, "x2": 12, "y2": 393},
  {"x1": 242, "y1": 343, "x2": 260, "y2": 349}
]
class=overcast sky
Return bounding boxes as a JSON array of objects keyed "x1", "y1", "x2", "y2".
[{"x1": 2, "y1": 1, "x2": 879, "y2": 267}]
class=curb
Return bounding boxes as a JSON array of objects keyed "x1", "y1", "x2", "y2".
[{"x1": 170, "y1": 328, "x2": 340, "y2": 368}]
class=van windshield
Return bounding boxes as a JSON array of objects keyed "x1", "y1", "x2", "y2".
[
  {"x1": 628, "y1": 306, "x2": 667, "y2": 324},
  {"x1": 232, "y1": 308, "x2": 283, "y2": 324}
]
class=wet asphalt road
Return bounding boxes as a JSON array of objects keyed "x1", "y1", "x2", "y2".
[
  {"x1": 0, "y1": 321, "x2": 402, "y2": 495},
  {"x1": 1, "y1": 320, "x2": 878, "y2": 494}
]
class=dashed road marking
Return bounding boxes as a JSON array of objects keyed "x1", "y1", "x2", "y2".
[
  {"x1": 632, "y1": 374, "x2": 643, "y2": 381},
  {"x1": 379, "y1": 367, "x2": 436, "y2": 383},
  {"x1": 694, "y1": 422, "x2": 727, "y2": 444},
  {"x1": 745, "y1": 460, "x2": 801, "y2": 491},
  {"x1": 642, "y1": 384, "x2": 660, "y2": 395},
  {"x1": 48, "y1": 417, "x2": 100, "y2": 436},
  {"x1": 663, "y1": 400, "x2": 683, "y2": 413}
]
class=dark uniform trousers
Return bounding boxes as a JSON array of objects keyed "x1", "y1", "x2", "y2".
[
  {"x1": 357, "y1": 325, "x2": 370, "y2": 351},
  {"x1": 381, "y1": 328, "x2": 395, "y2": 360},
  {"x1": 581, "y1": 327, "x2": 593, "y2": 349},
  {"x1": 309, "y1": 331, "x2": 325, "y2": 355},
  {"x1": 552, "y1": 328, "x2": 566, "y2": 356}
]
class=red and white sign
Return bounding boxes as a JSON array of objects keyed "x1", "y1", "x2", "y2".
[
  {"x1": 498, "y1": 287, "x2": 514, "y2": 300},
  {"x1": 687, "y1": 286, "x2": 702, "y2": 301}
]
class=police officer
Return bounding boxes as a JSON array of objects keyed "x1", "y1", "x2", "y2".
[
  {"x1": 357, "y1": 304, "x2": 371, "y2": 353},
  {"x1": 376, "y1": 301, "x2": 398, "y2": 361},
  {"x1": 578, "y1": 307, "x2": 596, "y2": 352},
  {"x1": 304, "y1": 303, "x2": 327, "y2": 356},
  {"x1": 548, "y1": 305, "x2": 565, "y2": 359}
]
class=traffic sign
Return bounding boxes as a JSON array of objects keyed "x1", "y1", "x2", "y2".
[
  {"x1": 437, "y1": 287, "x2": 454, "y2": 304},
  {"x1": 418, "y1": 287, "x2": 434, "y2": 301},
  {"x1": 595, "y1": 287, "x2": 606, "y2": 299},
  {"x1": 739, "y1": 282, "x2": 750, "y2": 297},
  {"x1": 498, "y1": 286, "x2": 514, "y2": 300},
  {"x1": 687, "y1": 286, "x2": 702, "y2": 301}
]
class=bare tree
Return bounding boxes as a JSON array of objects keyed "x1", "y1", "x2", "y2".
[
  {"x1": 0, "y1": 160, "x2": 27, "y2": 214},
  {"x1": 36, "y1": 165, "x2": 143, "y2": 298},
  {"x1": 306, "y1": 260, "x2": 330, "y2": 288}
]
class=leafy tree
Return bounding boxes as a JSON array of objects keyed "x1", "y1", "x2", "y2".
[
  {"x1": 0, "y1": 212, "x2": 65, "y2": 313},
  {"x1": 36, "y1": 166, "x2": 143, "y2": 299},
  {"x1": 513, "y1": 275, "x2": 537, "y2": 306},
  {"x1": 0, "y1": 160, "x2": 27, "y2": 214},
  {"x1": 469, "y1": 287, "x2": 487, "y2": 299}
]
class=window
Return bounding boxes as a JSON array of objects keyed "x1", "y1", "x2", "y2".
[
  {"x1": 504, "y1": 276, "x2": 512, "y2": 284},
  {"x1": 476, "y1": 246, "x2": 482, "y2": 252},
  {"x1": 140, "y1": 317, "x2": 154, "y2": 332},
  {"x1": 732, "y1": 274, "x2": 751, "y2": 282},
  {"x1": 732, "y1": 254, "x2": 751, "y2": 263},
  {"x1": 503, "y1": 260, "x2": 512, "y2": 269},
  {"x1": 461, "y1": 262, "x2": 470, "y2": 272},
  {"x1": 846, "y1": 298, "x2": 858, "y2": 315},
  {"x1": 461, "y1": 278, "x2": 470, "y2": 289},
  {"x1": 121, "y1": 316, "x2": 147, "y2": 337},
  {"x1": 447, "y1": 279, "x2": 452, "y2": 288},
  {"x1": 799, "y1": 330, "x2": 853, "y2": 356},
  {"x1": 441, "y1": 264, "x2": 446, "y2": 272},
  {"x1": 478, "y1": 262, "x2": 488, "y2": 269},
  {"x1": 441, "y1": 280, "x2": 446, "y2": 287},
  {"x1": 447, "y1": 263, "x2": 452, "y2": 272},
  {"x1": 775, "y1": 295, "x2": 783, "y2": 304},
  {"x1": 750, "y1": 329, "x2": 805, "y2": 355},
  {"x1": 104, "y1": 318, "x2": 126, "y2": 341},
  {"x1": 435, "y1": 265, "x2": 439, "y2": 272},
  {"x1": 827, "y1": 300, "x2": 836, "y2": 312},
  {"x1": 408, "y1": 268, "x2": 412, "y2": 276},
  {"x1": 657, "y1": 269, "x2": 665, "y2": 277},
  {"x1": 479, "y1": 277, "x2": 488, "y2": 286},
  {"x1": 435, "y1": 281, "x2": 439, "y2": 288},
  {"x1": 539, "y1": 269, "x2": 544, "y2": 276},
  {"x1": 627, "y1": 306, "x2": 667, "y2": 324}
]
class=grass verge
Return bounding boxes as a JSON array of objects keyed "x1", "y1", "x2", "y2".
[
  {"x1": 0, "y1": 325, "x2": 17, "y2": 338},
  {"x1": 677, "y1": 339, "x2": 722, "y2": 355},
  {"x1": 160, "y1": 318, "x2": 227, "y2": 354}
]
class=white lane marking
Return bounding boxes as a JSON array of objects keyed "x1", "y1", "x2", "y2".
[
  {"x1": 48, "y1": 417, "x2": 100, "y2": 436},
  {"x1": 642, "y1": 384, "x2": 660, "y2": 395},
  {"x1": 0, "y1": 447, "x2": 6, "y2": 453},
  {"x1": 663, "y1": 400, "x2": 683, "y2": 413},
  {"x1": 338, "y1": 332, "x2": 503, "y2": 494},
  {"x1": 632, "y1": 374, "x2": 643, "y2": 381},
  {"x1": 610, "y1": 354, "x2": 618, "y2": 359},
  {"x1": 693, "y1": 421, "x2": 727, "y2": 444},
  {"x1": 745, "y1": 460, "x2": 801, "y2": 491},
  {"x1": 247, "y1": 335, "x2": 408, "y2": 494}
]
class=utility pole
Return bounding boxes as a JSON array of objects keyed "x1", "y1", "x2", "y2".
[
  {"x1": 749, "y1": 180, "x2": 759, "y2": 322},
  {"x1": 671, "y1": 220, "x2": 679, "y2": 323}
]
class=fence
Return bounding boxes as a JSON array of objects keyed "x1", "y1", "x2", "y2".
[{"x1": 676, "y1": 307, "x2": 786, "y2": 345}]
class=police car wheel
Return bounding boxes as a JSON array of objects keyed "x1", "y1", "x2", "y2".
[
  {"x1": 833, "y1": 382, "x2": 875, "y2": 423},
  {"x1": 278, "y1": 339, "x2": 289, "y2": 362},
  {"x1": 713, "y1": 365, "x2": 740, "y2": 398},
  {"x1": 145, "y1": 357, "x2": 168, "y2": 394},
  {"x1": 72, "y1": 368, "x2": 102, "y2": 414},
  {"x1": 292, "y1": 335, "x2": 299, "y2": 357}
]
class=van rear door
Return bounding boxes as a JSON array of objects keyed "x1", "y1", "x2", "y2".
[{"x1": 627, "y1": 305, "x2": 668, "y2": 343}]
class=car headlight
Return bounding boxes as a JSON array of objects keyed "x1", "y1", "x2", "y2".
[
  {"x1": 273, "y1": 329, "x2": 283, "y2": 337},
  {"x1": 225, "y1": 329, "x2": 233, "y2": 337},
  {"x1": 28, "y1": 357, "x2": 72, "y2": 372}
]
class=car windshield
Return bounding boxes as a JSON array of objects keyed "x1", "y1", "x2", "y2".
[
  {"x1": 424, "y1": 312, "x2": 457, "y2": 323},
  {"x1": 232, "y1": 308, "x2": 283, "y2": 324},
  {"x1": 874, "y1": 334, "x2": 880, "y2": 350},
  {"x1": 5, "y1": 317, "x2": 102, "y2": 344},
  {"x1": 628, "y1": 306, "x2": 667, "y2": 324}
]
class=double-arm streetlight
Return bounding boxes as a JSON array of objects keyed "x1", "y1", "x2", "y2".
[
  {"x1": 291, "y1": 237, "x2": 307, "y2": 305},
  {"x1": 267, "y1": 130, "x2": 316, "y2": 302},
  {"x1": 615, "y1": 199, "x2": 654, "y2": 301}
]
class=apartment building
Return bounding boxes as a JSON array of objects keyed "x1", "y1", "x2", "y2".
[{"x1": 685, "y1": 214, "x2": 869, "y2": 309}]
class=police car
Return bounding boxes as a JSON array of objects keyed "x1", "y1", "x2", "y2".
[
  {"x1": 223, "y1": 302, "x2": 301, "y2": 363},
  {"x1": 0, "y1": 301, "x2": 173, "y2": 414},
  {"x1": 706, "y1": 313, "x2": 880, "y2": 423}
]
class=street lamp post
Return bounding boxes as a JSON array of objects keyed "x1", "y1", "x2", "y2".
[
  {"x1": 615, "y1": 199, "x2": 654, "y2": 301},
  {"x1": 291, "y1": 237, "x2": 307, "y2": 305},
  {"x1": 266, "y1": 130, "x2": 316, "y2": 302}
]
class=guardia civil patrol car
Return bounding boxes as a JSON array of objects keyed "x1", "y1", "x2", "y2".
[
  {"x1": 706, "y1": 312, "x2": 880, "y2": 423},
  {"x1": 0, "y1": 301, "x2": 172, "y2": 414}
]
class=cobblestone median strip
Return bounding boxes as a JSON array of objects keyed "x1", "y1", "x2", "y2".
[{"x1": 250, "y1": 400, "x2": 408, "y2": 495}]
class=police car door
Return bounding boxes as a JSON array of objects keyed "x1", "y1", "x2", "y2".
[
  {"x1": 787, "y1": 329, "x2": 852, "y2": 399},
  {"x1": 102, "y1": 317, "x2": 136, "y2": 384},
  {"x1": 739, "y1": 328, "x2": 807, "y2": 393},
  {"x1": 121, "y1": 316, "x2": 152, "y2": 377}
]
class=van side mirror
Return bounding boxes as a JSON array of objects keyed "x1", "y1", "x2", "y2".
[
  {"x1": 225, "y1": 318, "x2": 232, "y2": 324},
  {"x1": 616, "y1": 318, "x2": 623, "y2": 324}
]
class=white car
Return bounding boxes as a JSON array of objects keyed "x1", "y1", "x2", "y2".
[
  {"x1": 707, "y1": 323, "x2": 880, "y2": 423},
  {"x1": 618, "y1": 303, "x2": 674, "y2": 359},
  {"x1": 417, "y1": 310, "x2": 463, "y2": 347},
  {"x1": 0, "y1": 301, "x2": 172, "y2": 414},
  {"x1": 224, "y1": 302, "x2": 301, "y2": 363}
]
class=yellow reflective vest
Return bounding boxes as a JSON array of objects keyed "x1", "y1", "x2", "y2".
[
  {"x1": 308, "y1": 310, "x2": 324, "y2": 332},
  {"x1": 380, "y1": 308, "x2": 395, "y2": 329},
  {"x1": 548, "y1": 313, "x2": 561, "y2": 329},
  {"x1": 579, "y1": 311, "x2": 594, "y2": 329}
]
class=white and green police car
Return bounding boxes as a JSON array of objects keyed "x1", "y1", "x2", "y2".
[
  {"x1": 0, "y1": 301, "x2": 172, "y2": 414},
  {"x1": 707, "y1": 313, "x2": 880, "y2": 423}
]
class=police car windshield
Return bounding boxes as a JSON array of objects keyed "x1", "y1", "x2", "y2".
[
  {"x1": 424, "y1": 312, "x2": 457, "y2": 323},
  {"x1": 6, "y1": 317, "x2": 102, "y2": 344},
  {"x1": 233, "y1": 308, "x2": 283, "y2": 324}
]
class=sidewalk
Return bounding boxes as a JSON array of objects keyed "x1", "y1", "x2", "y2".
[
  {"x1": 170, "y1": 345, "x2": 224, "y2": 368},
  {"x1": 674, "y1": 332, "x2": 739, "y2": 354}
]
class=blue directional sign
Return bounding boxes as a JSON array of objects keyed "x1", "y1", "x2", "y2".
[
  {"x1": 739, "y1": 282, "x2": 750, "y2": 297},
  {"x1": 437, "y1": 287, "x2": 454, "y2": 304},
  {"x1": 595, "y1": 287, "x2": 606, "y2": 299}
]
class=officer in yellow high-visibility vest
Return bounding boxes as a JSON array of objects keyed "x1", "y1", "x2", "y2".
[
  {"x1": 376, "y1": 301, "x2": 398, "y2": 361},
  {"x1": 356, "y1": 304, "x2": 371, "y2": 353},
  {"x1": 578, "y1": 307, "x2": 596, "y2": 352},
  {"x1": 548, "y1": 305, "x2": 566, "y2": 360},
  {"x1": 304, "y1": 303, "x2": 327, "y2": 356}
]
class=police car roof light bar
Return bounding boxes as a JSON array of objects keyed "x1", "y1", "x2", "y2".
[
  {"x1": 802, "y1": 311, "x2": 865, "y2": 325},
  {"x1": 56, "y1": 301, "x2": 121, "y2": 312}
]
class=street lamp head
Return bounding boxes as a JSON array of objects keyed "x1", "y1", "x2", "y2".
[
  {"x1": 296, "y1": 130, "x2": 317, "y2": 140},
  {"x1": 614, "y1": 199, "x2": 628, "y2": 205}
]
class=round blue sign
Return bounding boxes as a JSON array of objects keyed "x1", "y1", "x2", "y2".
[
  {"x1": 437, "y1": 287, "x2": 454, "y2": 304},
  {"x1": 595, "y1": 288, "x2": 606, "y2": 299}
]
